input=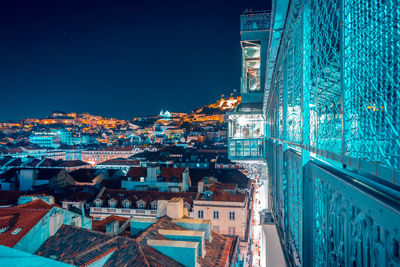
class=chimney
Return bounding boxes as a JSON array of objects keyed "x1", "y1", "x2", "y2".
[
  {"x1": 106, "y1": 220, "x2": 119, "y2": 236},
  {"x1": 49, "y1": 213, "x2": 63, "y2": 236},
  {"x1": 166, "y1": 198, "x2": 184, "y2": 219},
  {"x1": 198, "y1": 181, "x2": 204, "y2": 194}
]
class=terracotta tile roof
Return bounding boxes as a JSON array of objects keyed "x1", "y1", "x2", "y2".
[
  {"x1": 36, "y1": 225, "x2": 184, "y2": 267},
  {"x1": 37, "y1": 215, "x2": 236, "y2": 266},
  {"x1": 199, "y1": 185, "x2": 246, "y2": 202},
  {"x1": 198, "y1": 232, "x2": 235, "y2": 267},
  {"x1": 134, "y1": 216, "x2": 185, "y2": 243},
  {"x1": 160, "y1": 167, "x2": 185, "y2": 180},
  {"x1": 0, "y1": 214, "x2": 17, "y2": 231},
  {"x1": 0, "y1": 207, "x2": 49, "y2": 247},
  {"x1": 126, "y1": 167, "x2": 147, "y2": 180},
  {"x1": 134, "y1": 216, "x2": 236, "y2": 267},
  {"x1": 98, "y1": 189, "x2": 197, "y2": 208},
  {"x1": 36, "y1": 225, "x2": 113, "y2": 264},
  {"x1": 92, "y1": 215, "x2": 129, "y2": 233},
  {"x1": 126, "y1": 166, "x2": 186, "y2": 182},
  {"x1": 17, "y1": 199, "x2": 61, "y2": 210}
]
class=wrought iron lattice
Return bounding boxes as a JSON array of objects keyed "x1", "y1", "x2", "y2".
[
  {"x1": 266, "y1": 0, "x2": 400, "y2": 170},
  {"x1": 308, "y1": 0, "x2": 342, "y2": 154},
  {"x1": 264, "y1": 0, "x2": 400, "y2": 266},
  {"x1": 310, "y1": 162, "x2": 400, "y2": 267},
  {"x1": 343, "y1": 0, "x2": 400, "y2": 169},
  {"x1": 286, "y1": 150, "x2": 302, "y2": 263},
  {"x1": 240, "y1": 12, "x2": 271, "y2": 32}
]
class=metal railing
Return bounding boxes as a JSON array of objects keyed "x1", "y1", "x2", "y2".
[
  {"x1": 240, "y1": 11, "x2": 271, "y2": 32},
  {"x1": 267, "y1": 141, "x2": 400, "y2": 266},
  {"x1": 229, "y1": 138, "x2": 264, "y2": 160}
]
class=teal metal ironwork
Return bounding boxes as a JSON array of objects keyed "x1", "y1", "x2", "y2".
[
  {"x1": 240, "y1": 11, "x2": 271, "y2": 32},
  {"x1": 230, "y1": 3, "x2": 399, "y2": 264},
  {"x1": 266, "y1": 0, "x2": 400, "y2": 174},
  {"x1": 229, "y1": 138, "x2": 264, "y2": 159},
  {"x1": 228, "y1": 11, "x2": 270, "y2": 162},
  {"x1": 259, "y1": 0, "x2": 400, "y2": 265}
]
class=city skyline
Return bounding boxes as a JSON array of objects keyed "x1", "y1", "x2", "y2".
[{"x1": 0, "y1": 0, "x2": 269, "y2": 121}]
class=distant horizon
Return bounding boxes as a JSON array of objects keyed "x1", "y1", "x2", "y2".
[
  {"x1": 0, "y1": 0, "x2": 270, "y2": 121},
  {"x1": 1, "y1": 93, "x2": 235, "y2": 122}
]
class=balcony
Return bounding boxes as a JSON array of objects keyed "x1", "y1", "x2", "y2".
[
  {"x1": 240, "y1": 11, "x2": 271, "y2": 32},
  {"x1": 228, "y1": 106, "x2": 264, "y2": 162},
  {"x1": 90, "y1": 207, "x2": 157, "y2": 218},
  {"x1": 229, "y1": 138, "x2": 264, "y2": 161}
]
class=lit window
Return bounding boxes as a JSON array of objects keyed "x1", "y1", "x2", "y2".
[
  {"x1": 229, "y1": 211, "x2": 235, "y2": 220},
  {"x1": 198, "y1": 210, "x2": 204, "y2": 219},
  {"x1": 213, "y1": 210, "x2": 219, "y2": 219},
  {"x1": 109, "y1": 201, "x2": 116, "y2": 208}
]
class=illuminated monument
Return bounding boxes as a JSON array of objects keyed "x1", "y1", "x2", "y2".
[{"x1": 230, "y1": 1, "x2": 400, "y2": 266}]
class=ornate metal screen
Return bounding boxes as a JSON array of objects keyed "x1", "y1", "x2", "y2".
[
  {"x1": 266, "y1": 0, "x2": 400, "y2": 172},
  {"x1": 265, "y1": 0, "x2": 400, "y2": 266}
]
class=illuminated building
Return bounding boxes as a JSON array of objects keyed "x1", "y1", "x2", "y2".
[
  {"x1": 82, "y1": 146, "x2": 141, "y2": 165},
  {"x1": 29, "y1": 132, "x2": 61, "y2": 148},
  {"x1": 58, "y1": 130, "x2": 92, "y2": 145}
]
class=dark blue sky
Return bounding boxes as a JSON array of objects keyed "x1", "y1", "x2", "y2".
[{"x1": 0, "y1": 0, "x2": 270, "y2": 121}]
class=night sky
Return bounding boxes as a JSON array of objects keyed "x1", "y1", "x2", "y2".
[{"x1": 1, "y1": 0, "x2": 270, "y2": 121}]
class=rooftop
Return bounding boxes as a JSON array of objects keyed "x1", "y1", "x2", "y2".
[
  {"x1": 92, "y1": 215, "x2": 129, "y2": 233},
  {"x1": 69, "y1": 169, "x2": 100, "y2": 183},
  {"x1": 0, "y1": 201, "x2": 53, "y2": 247},
  {"x1": 97, "y1": 189, "x2": 197, "y2": 208},
  {"x1": 36, "y1": 224, "x2": 184, "y2": 267}
]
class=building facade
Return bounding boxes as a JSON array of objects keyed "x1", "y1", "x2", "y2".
[{"x1": 82, "y1": 146, "x2": 141, "y2": 165}]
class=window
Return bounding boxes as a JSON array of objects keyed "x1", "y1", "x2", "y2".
[
  {"x1": 229, "y1": 211, "x2": 235, "y2": 220},
  {"x1": 109, "y1": 201, "x2": 116, "y2": 208},
  {"x1": 138, "y1": 202, "x2": 144, "y2": 209},
  {"x1": 123, "y1": 201, "x2": 130, "y2": 209},
  {"x1": 228, "y1": 227, "x2": 235, "y2": 235},
  {"x1": 213, "y1": 210, "x2": 219, "y2": 219},
  {"x1": 95, "y1": 200, "x2": 102, "y2": 207},
  {"x1": 11, "y1": 228, "x2": 22, "y2": 235},
  {"x1": 198, "y1": 210, "x2": 204, "y2": 219},
  {"x1": 153, "y1": 203, "x2": 157, "y2": 210}
]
